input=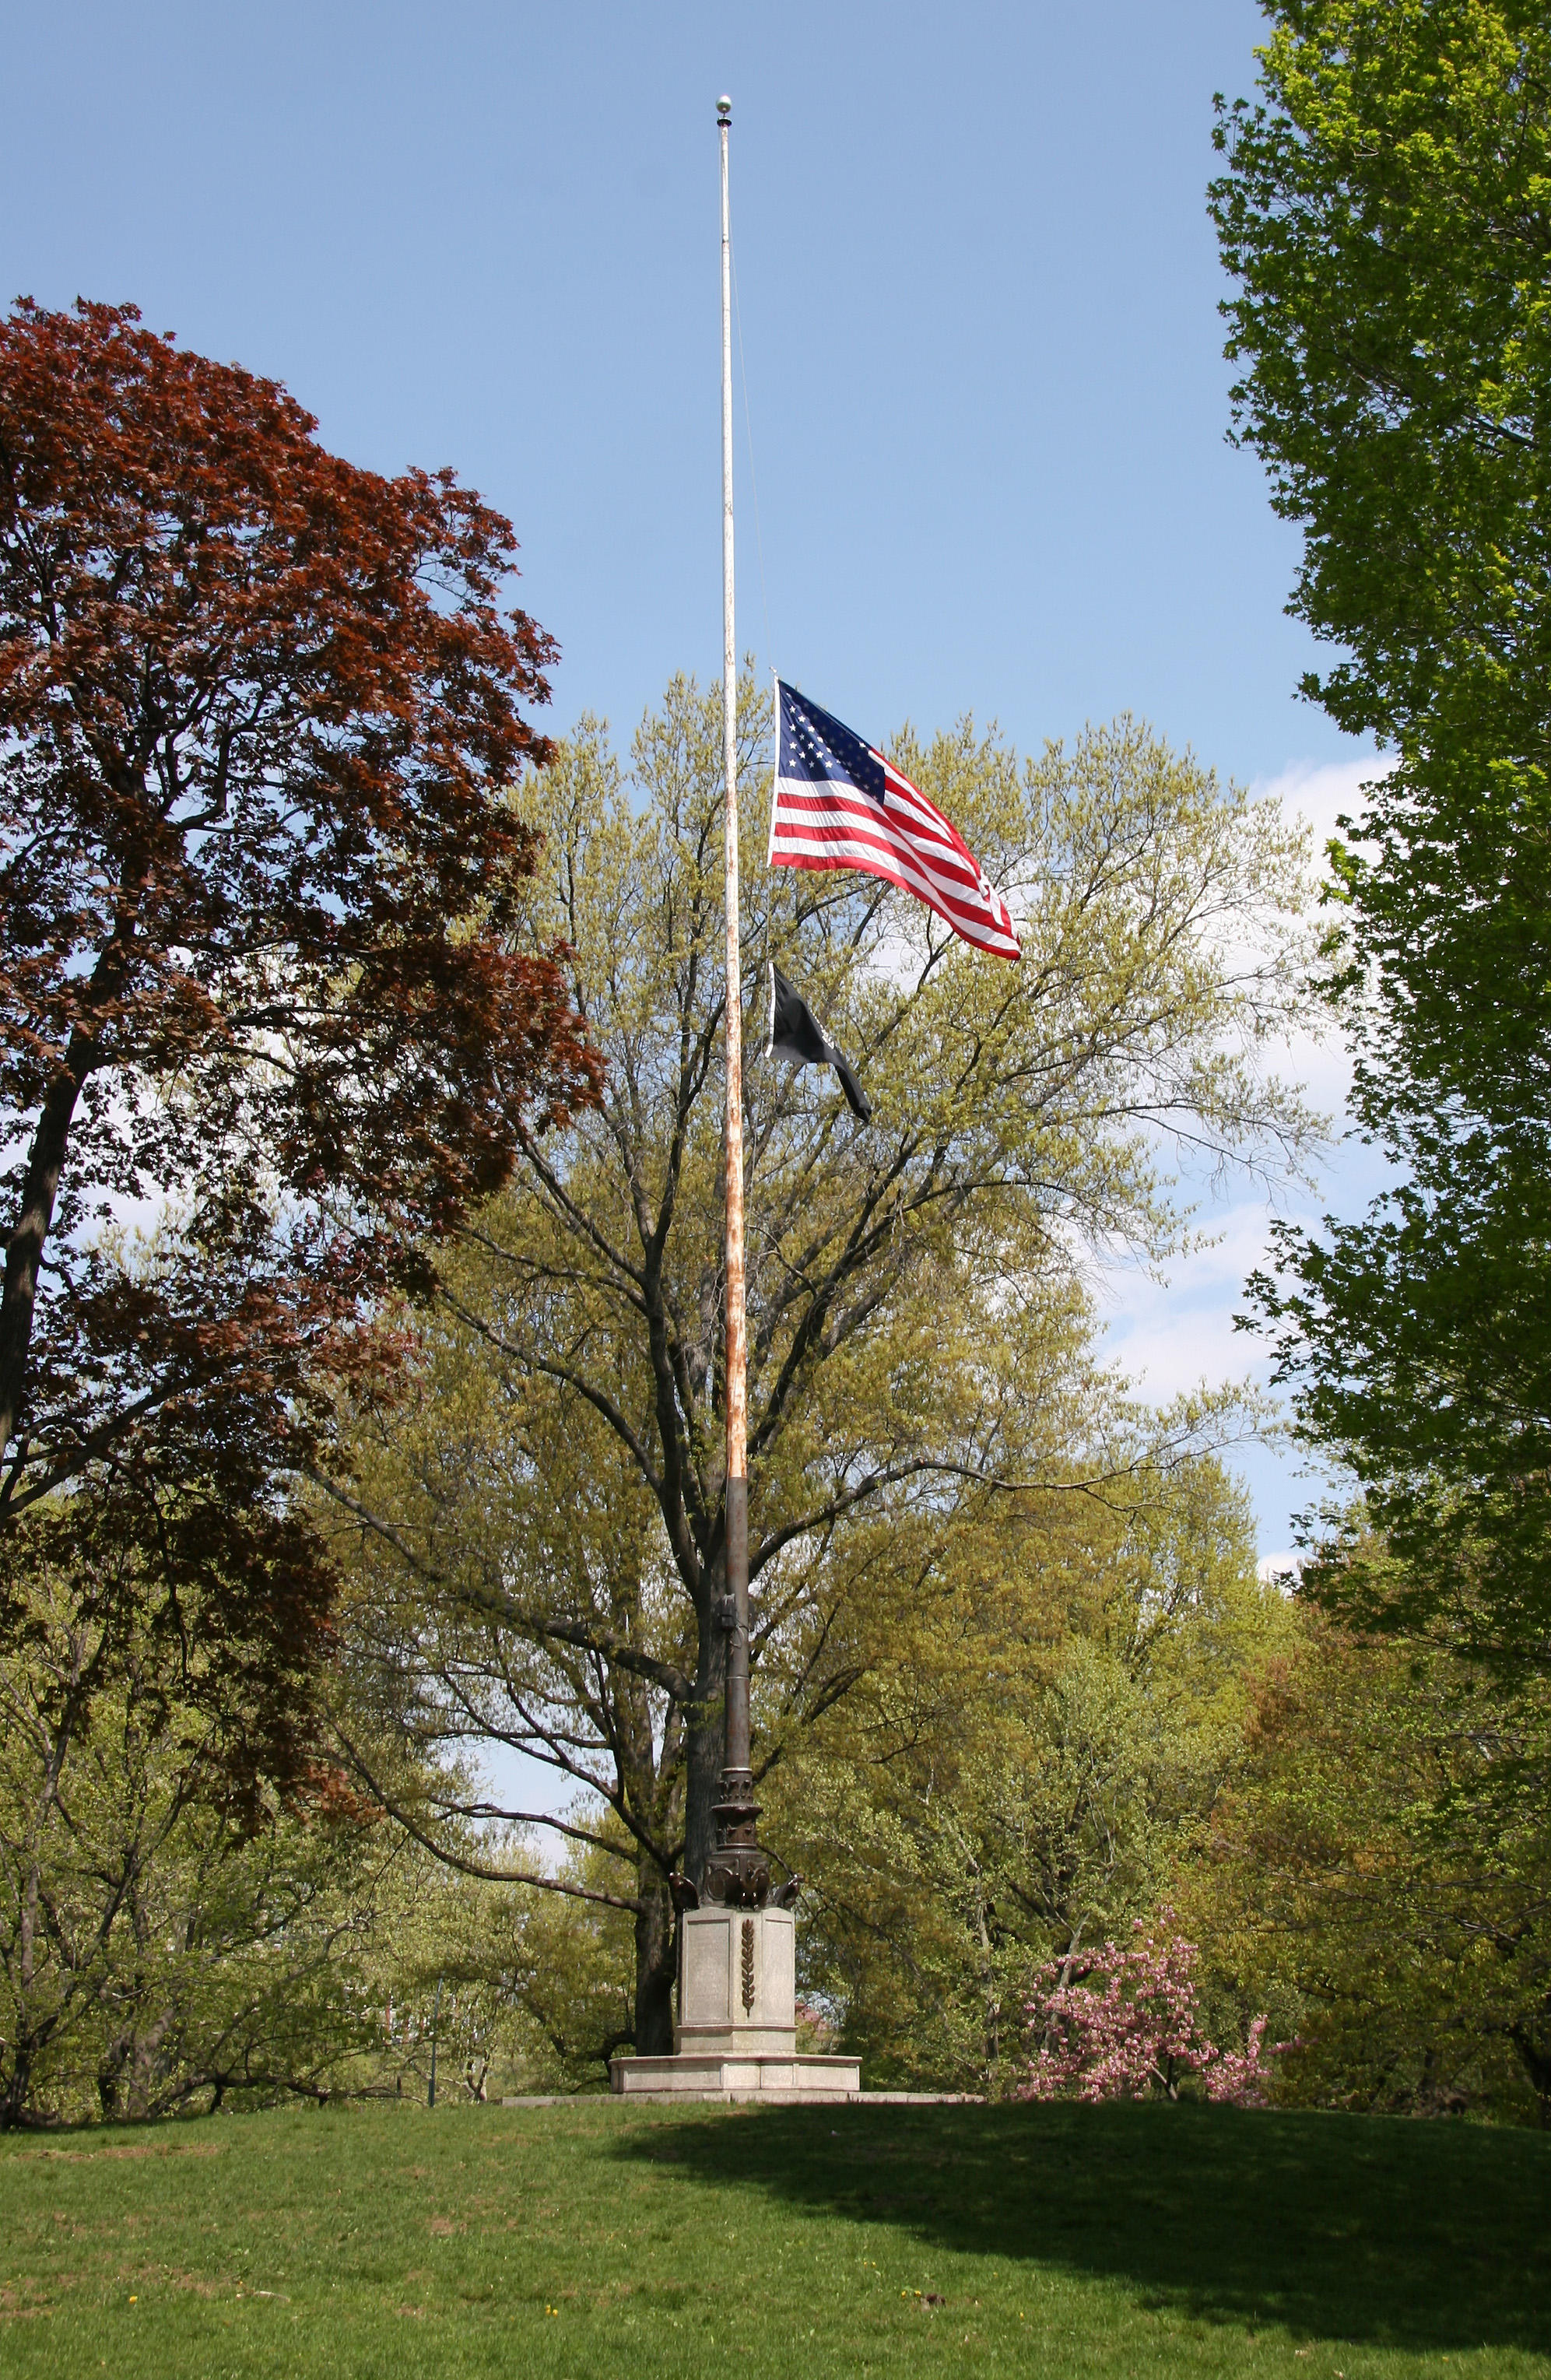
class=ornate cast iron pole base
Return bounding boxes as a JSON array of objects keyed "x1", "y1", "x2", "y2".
[
  {"x1": 702, "y1": 1770, "x2": 770, "y2": 1908},
  {"x1": 672, "y1": 1775, "x2": 799, "y2": 1915}
]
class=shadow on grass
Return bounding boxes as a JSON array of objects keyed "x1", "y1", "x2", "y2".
[{"x1": 615, "y1": 2100, "x2": 1550, "y2": 2353}]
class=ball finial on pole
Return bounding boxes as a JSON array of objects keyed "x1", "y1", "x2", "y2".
[{"x1": 717, "y1": 94, "x2": 732, "y2": 123}]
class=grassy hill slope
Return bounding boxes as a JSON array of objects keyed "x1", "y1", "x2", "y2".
[{"x1": 1, "y1": 2097, "x2": 1546, "y2": 2377}]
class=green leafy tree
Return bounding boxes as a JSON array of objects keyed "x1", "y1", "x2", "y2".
[
  {"x1": 771, "y1": 1454, "x2": 1291, "y2": 2094},
  {"x1": 345, "y1": 1831, "x2": 636, "y2": 2102},
  {"x1": 1212, "y1": 5, "x2": 1551, "y2": 1663},
  {"x1": 0, "y1": 1549, "x2": 416, "y2": 2125},
  {"x1": 324, "y1": 672, "x2": 1318, "y2": 2057},
  {"x1": 1210, "y1": 0, "x2": 1551, "y2": 1099},
  {"x1": 500, "y1": 1841, "x2": 638, "y2": 2090},
  {"x1": 1184, "y1": 1555, "x2": 1551, "y2": 2124},
  {"x1": 0, "y1": 1513, "x2": 643, "y2": 2119}
]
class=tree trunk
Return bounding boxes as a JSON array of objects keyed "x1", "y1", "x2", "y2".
[
  {"x1": 98, "y1": 2035, "x2": 130, "y2": 2122},
  {"x1": 1511, "y1": 2021, "x2": 1551, "y2": 2128},
  {"x1": 0, "y1": 1039, "x2": 91, "y2": 1469},
  {"x1": 633, "y1": 1861, "x2": 677, "y2": 2057},
  {"x1": 0, "y1": 908, "x2": 139, "y2": 1478},
  {"x1": 2, "y1": 2023, "x2": 39, "y2": 2129}
]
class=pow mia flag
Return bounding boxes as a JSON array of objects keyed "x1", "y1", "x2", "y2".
[{"x1": 766, "y1": 964, "x2": 872, "y2": 1123}]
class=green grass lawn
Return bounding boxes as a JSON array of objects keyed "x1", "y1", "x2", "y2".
[{"x1": 1, "y1": 2096, "x2": 1546, "y2": 2378}]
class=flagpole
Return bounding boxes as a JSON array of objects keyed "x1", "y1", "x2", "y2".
[{"x1": 707, "y1": 93, "x2": 764, "y2": 1905}]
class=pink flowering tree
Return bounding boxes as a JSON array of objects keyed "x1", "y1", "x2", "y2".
[{"x1": 1019, "y1": 1909, "x2": 1284, "y2": 2106}]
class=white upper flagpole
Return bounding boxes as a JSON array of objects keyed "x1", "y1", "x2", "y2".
[{"x1": 716, "y1": 95, "x2": 753, "y2": 1811}]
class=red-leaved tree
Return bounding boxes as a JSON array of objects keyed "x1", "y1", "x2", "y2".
[{"x1": 0, "y1": 299, "x2": 597, "y2": 1780}]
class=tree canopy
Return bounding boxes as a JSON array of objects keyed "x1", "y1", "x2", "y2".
[
  {"x1": 0, "y1": 300, "x2": 595, "y2": 1760},
  {"x1": 325, "y1": 670, "x2": 1319, "y2": 2055},
  {"x1": 1212, "y1": 5, "x2": 1551, "y2": 1664},
  {"x1": 1211, "y1": 1, "x2": 1551, "y2": 1104},
  {"x1": 1182, "y1": 1560, "x2": 1551, "y2": 2125}
]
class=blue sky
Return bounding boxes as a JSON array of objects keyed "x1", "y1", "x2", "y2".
[{"x1": 4, "y1": 0, "x2": 1387, "y2": 1554}]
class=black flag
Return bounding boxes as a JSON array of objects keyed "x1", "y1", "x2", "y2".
[{"x1": 767, "y1": 965, "x2": 872, "y2": 1122}]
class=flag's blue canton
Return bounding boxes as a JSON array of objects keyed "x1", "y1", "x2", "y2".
[{"x1": 779, "y1": 684, "x2": 886, "y2": 803}]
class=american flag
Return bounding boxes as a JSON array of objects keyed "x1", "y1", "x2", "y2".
[{"x1": 767, "y1": 680, "x2": 1021, "y2": 961}]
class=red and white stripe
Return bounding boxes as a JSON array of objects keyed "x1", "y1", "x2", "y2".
[{"x1": 767, "y1": 747, "x2": 1021, "y2": 962}]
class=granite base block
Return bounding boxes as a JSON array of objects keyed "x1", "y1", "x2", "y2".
[{"x1": 609, "y1": 2052, "x2": 863, "y2": 2100}]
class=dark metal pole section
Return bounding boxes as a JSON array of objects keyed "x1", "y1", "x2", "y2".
[{"x1": 704, "y1": 93, "x2": 769, "y2": 1910}]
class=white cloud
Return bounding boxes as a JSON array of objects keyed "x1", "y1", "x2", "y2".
[
  {"x1": 1098, "y1": 745, "x2": 1404, "y2": 1553},
  {"x1": 1098, "y1": 1192, "x2": 1362, "y2": 1553},
  {"x1": 1253, "y1": 752, "x2": 1394, "y2": 863},
  {"x1": 1099, "y1": 1201, "x2": 1276, "y2": 1402}
]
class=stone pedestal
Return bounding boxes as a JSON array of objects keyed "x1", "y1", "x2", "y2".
[
  {"x1": 678, "y1": 1904, "x2": 795, "y2": 2055},
  {"x1": 609, "y1": 1904, "x2": 861, "y2": 2100},
  {"x1": 609, "y1": 2050, "x2": 861, "y2": 2097}
]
